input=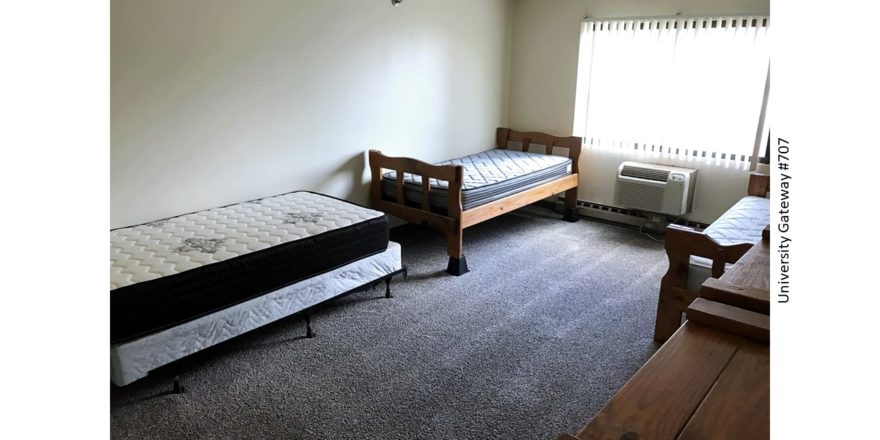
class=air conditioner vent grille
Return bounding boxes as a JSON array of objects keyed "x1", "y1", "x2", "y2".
[
  {"x1": 615, "y1": 180, "x2": 665, "y2": 212},
  {"x1": 620, "y1": 165, "x2": 670, "y2": 182}
]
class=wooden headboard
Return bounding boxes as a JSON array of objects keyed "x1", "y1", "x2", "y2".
[
  {"x1": 495, "y1": 128, "x2": 582, "y2": 175},
  {"x1": 747, "y1": 172, "x2": 770, "y2": 198}
]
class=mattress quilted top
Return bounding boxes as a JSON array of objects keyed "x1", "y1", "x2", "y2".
[
  {"x1": 383, "y1": 149, "x2": 570, "y2": 190},
  {"x1": 702, "y1": 196, "x2": 770, "y2": 245},
  {"x1": 690, "y1": 196, "x2": 770, "y2": 270},
  {"x1": 110, "y1": 191, "x2": 383, "y2": 290}
]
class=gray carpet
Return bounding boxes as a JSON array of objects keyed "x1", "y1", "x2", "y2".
[{"x1": 110, "y1": 205, "x2": 667, "y2": 440}]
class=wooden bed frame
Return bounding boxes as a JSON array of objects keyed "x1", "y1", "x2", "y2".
[
  {"x1": 653, "y1": 171, "x2": 770, "y2": 342},
  {"x1": 368, "y1": 127, "x2": 581, "y2": 275}
]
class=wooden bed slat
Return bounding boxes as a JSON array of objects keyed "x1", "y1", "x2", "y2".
[
  {"x1": 395, "y1": 170, "x2": 405, "y2": 204},
  {"x1": 421, "y1": 178, "x2": 431, "y2": 210}
]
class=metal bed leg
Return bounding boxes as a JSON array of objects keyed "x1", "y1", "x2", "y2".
[
  {"x1": 172, "y1": 376, "x2": 185, "y2": 394},
  {"x1": 385, "y1": 277, "x2": 393, "y2": 299},
  {"x1": 305, "y1": 314, "x2": 315, "y2": 339}
]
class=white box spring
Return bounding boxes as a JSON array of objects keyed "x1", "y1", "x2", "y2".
[{"x1": 111, "y1": 242, "x2": 402, "y2": 386}]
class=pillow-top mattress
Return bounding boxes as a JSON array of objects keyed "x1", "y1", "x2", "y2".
[
  {"x1": 380, "y1": 149, "x2": 571, "y2": 210},
  {"x1": 110, "y1": 191, "x2": 388, "y2": 344}
]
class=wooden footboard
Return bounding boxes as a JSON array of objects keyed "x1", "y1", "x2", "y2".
[
  {"x1": 368, "y1": 127, "x2": 582, "y2": 275},
  {"x1": 654, "y1": 225, "x2": 754, "y2": 342},
  {"x1": 368, "y1": 149, "x2": 465, "y2": 269}
]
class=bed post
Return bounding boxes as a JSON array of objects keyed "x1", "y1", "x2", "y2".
[
  {"x1": 368, "y1": 150, "x2": 383, "y2": 207},
  {"x1": 496, "y1": 127, "x2": 510, "y2": 149},
  {"x1": 747, "y1": 172, "x2": 770, "y2": 197},
  {"x1": 384, "y1": 277, "x2": 393, "y2": 299},
  {"x1": 563, "y1": 136, "x2": 582, "y2": 222},
  {"x1": 446, "y1": 165, "x2": 468, "y2": 275}
]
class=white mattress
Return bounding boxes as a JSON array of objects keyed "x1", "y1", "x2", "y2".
[
  {"x1": 111, "y1": 191, "x2": 384, "y2": 289},
  {"x1": 687, "y1": 196, "x2": 770, "y2": 291},
  {"x1": 110, "y1": 241, "x2": 402, "y2": 386}
]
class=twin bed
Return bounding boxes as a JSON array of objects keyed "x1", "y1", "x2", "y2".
[
  {"x1": 653, "y1": 172, "x2": 771, "y2": 342},
  {"x1": 111, "y1": 128, "x2": 579, "y2": 385},
  {"x1": 370, "y1": 127, "x2": 581, "y2": 275},
  {"x1": 110, "y1": 191, "x2": 404, "y2": 386}
]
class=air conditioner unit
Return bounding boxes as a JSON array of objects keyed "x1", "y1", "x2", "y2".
[{"x1": 614, "y1": 161, "x2": 697, "y2": 216}]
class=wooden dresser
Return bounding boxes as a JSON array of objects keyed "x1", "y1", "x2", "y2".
[{"x1": 560, "y1": 229, "x2": 770, "y2": 440}]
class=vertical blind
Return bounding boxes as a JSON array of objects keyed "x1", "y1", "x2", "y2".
[{"x1": 572, "y1": 16, "x2": 770, "y2": 162}]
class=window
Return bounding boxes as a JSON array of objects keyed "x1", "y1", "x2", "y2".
[{"x1": 573, "y1": 16, "x2": 770, "y2": 162}]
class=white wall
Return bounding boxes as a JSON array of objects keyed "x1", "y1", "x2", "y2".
[
  {"x1": 508, "y1": 0, "x2": 770, "y2": 223},
  {"x1": 111, "y1": 0, "x2": 511, "y2": 228}
]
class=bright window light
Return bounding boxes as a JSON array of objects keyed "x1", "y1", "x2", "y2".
[{"x1": 572, "y1": 16, "x2": 770, "y2": 162}]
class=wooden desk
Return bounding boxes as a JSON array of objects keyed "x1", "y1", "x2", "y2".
[
  {"x1": 561, "y1": 237, "x2": 770, "y2": 440},
  {"x1": 565, "y1": 322, "x2": 769, "y2": 440},
  {"x1": 718, "y1": 236, "x2": 770, "y2": 290},
  {"x1": 700, "y1": 233, "x2": 771, "y2": 315}
]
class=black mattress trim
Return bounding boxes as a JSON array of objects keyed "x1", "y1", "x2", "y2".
[
  {"x1": 379, "y1": 150, "x2": 572, "y2": 193},
  {"x1": 381, "y1": 165, "x2": 571, "y2": 208}
]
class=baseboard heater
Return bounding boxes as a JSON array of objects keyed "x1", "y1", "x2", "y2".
[{"x1": 548, "y1": 197, "x2": 708, "y2": 230}]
